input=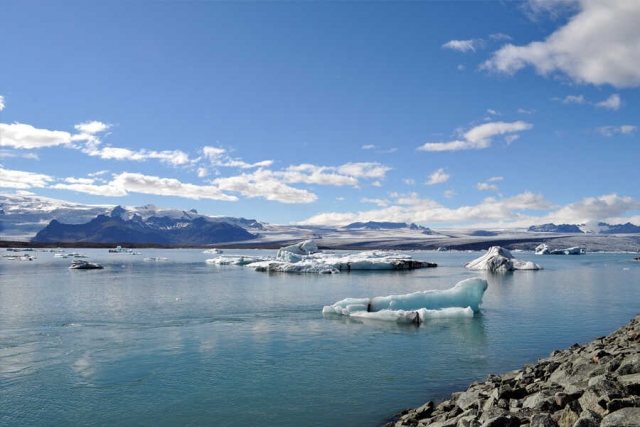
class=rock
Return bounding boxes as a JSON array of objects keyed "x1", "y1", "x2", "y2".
[
  {"x1": 390, "y1": 314, "x2": 640, "y2": 427},
  {"x1": 556, "y1": 406, "x2": 579, "y2": 427},
  {"x1": 479, "y1": 415, "x2": 520, "y2": 427},
  {"x1": 600, "y1": 407, "x2": 640, "y2": 426},
  {"x1": 529, "y1": 413, "x2": 558, "y2": 427}
]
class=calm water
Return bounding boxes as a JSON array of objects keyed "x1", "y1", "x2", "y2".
[{"x1": 1, "y1": 249, "x2": 639, "y2": 426}]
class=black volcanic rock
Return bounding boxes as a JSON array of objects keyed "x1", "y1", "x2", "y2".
[
  {"x1": 32, "y1": 214, "x2": 256, "y2": 245},
  {"x1": 598, "y1": 222, "x2": 640, "y2": 234},
  {"x1": 528, "y1": 223, "x2": 583, "y2": 233}
]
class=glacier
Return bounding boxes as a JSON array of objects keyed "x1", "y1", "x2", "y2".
[
  {"x1": 322, "y1": 277, "x2": 487, "y2": 324},
  {"x1": 465, "y1": 246, "x2": 542, "y2": 272}
]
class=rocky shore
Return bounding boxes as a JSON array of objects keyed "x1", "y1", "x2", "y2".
[{"x1": 387, "y1": 314, "x2": 640, "y2": 427}]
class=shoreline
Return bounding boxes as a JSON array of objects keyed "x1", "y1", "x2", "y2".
[{"x1": 386, "y1": 314, "x2": 640, "y2": 427}]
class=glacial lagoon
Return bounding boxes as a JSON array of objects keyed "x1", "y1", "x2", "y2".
[{"x1": 1, "y1": 249, "x2": 639, "y2": 426}]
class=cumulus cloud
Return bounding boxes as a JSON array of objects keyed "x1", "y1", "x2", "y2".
[
  {"x1": 517, "y1": 108, "x2": 535, "y2": 114},
  {"x1": 84, "y1": 146, "x2": 191, "y2": 166},
  {"x1": 482, "y1": 0, "x2": 640, "y2": 88},
  {"x1": 595, "y1": 125, "x2": 637, "y2": 136},
  {"x1": 444, "y1": 190, "x2": 456, "y2": 199},
  {"x1": 404, "y1": 178, "x2": 415, "y2": 186},
  {"x1": 0, "y1": 123, "x2": 72, "y2": 149},
  {"x1": 361, "y1": 144, "x2": 375, "y2": 150},
  {"x1": 545, "y1": 194, "x2": 640, "y2": 224},
  {"x1": 0, "y1": 165, "x2": 54, "y2": 189},
  {"x1": 0, "y1": 95, "x2": 5, "y2": 111},
  {"x1": 442, "y1": 39, "x2": 484, "y2": 53},
  {"x1": 563, "y1": 95, "x2": 586, "y2": 104},
  {"x1": 361, "y1": 197, "x2": 390, "y2": 207},
  {"x1": 212, "y1": 170, "x2": 317, "y2": 204},
  {"x1": 477, "y1": 182, "x2": 500, "y2": 192},
  {"x1": 74, "y1": 121, "x2": 110, "y2": 134},
  {"x1": 202, "y1": 146, "x2": 273, "y2": 169},
  {"x1": 418, "y1": 121, "x2": 533, "y2": 152},
  {"x1": 595, "y1": 94, "x2": 621, "y2": 110},
  {"x1": 425, "y1": 168, "x2": 450, "y2": 185},
  {"x1": 299, "y1": 191, "x2": 554, "y2": 226}
]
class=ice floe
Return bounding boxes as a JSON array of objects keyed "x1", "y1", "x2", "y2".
[
  {"x1": 250, "y1": 250, "x2": 436, "y2": 274},
  {"x1": 535, "y1": 244, "x2": 585, "y2": 255},
  {"x1": 465, "y1": 246, "x2": 542, "y2": 272},
  {"x1": 322, "y1": 277, "x2": 487, "y2": 324},
  {"x1": 205, "y1": 255, "x2": 272, "y2": 266}
]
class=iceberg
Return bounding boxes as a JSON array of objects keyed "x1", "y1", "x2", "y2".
[
  {"x1": 535, "y1": 244, "x2": 585, "y2": 255},
  {"x1": 205, "y1": 255, "x2": 272, "y2": 266},
  {"x1": 322, "y1": 278, "x2": 487, "y2": 324},
  {"x1": 465, "y1": 246, "x2": 542, "y2": 272},
  {"x1": 250, "y1": 249, "x2": 437, "y2": 274}
]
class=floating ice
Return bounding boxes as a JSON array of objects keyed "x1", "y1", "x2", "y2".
[
  {"x1": 535, "y1": 244, "x2": 585, "y2": 255},
  {"x1": 322, "y1": 278, "x2": 487, "y2": 324},
  {"x1": 277, "y1": 240, "x2": 319, "y2": 258},
  {"x1": 250, "y1": 249, "x2": 436, "y2": 274},
  {"x1": 205, "y1": 255, "x2": 272, "y2": 266},
  {"x1": 465, "y1": 246, "x2": 542, "y2": 272}
]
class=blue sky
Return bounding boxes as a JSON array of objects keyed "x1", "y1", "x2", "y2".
[{"x1": 1, "y1": 0, "x2": 639, "y2": 227}]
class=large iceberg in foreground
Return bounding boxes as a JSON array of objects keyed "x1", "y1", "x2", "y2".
[
  {"x1": 322, "y1": 277, "x2": 487, "y2": 324},
  {"x1": 250, "y1": 250, "x2": 437, "y2": 274},
  {"x1": 465, "y1": 246, "x2": 542, "y2": 272}
]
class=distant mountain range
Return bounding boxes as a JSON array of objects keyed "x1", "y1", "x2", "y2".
[
  {"x1": 32, "y1": 208, "x2": 256, "y2": 245},
  {"x1": 528, "y1": 222, "x2": 640, "y2": 234},
  {"x1": 2, "y1": 194, "x2": 640, "y2": 248},
  {"x1": 527, "y1": 223, "x2": 584, "y2": 233}
]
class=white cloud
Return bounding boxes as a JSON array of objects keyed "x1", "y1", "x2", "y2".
[
  {"x1": 457, "y1": 65, "x2": 465, "y2": 71},
  {"x1": 442, "y1": 39, "x2": 483, "y2": 53},
  {"x1": 487, "y1": 109, "x2": 501, "y2": 116},
  {"x1": 202, "y1": 146, "x2": 273, "y2": 169},
  {"x1": 418, "y1": 121, "x2": 533, "y2": 152},
  {"x1": 197, "y1": 167, "x2": 209, "y2": 178},
  {"x1": 361, "y1": 144, "x2": 375, "y2": 150},
  {"x1": 505, "y1": 134, "x2": 520, "y2": 145},
  {"x1": 563, "y1": 94, "x2": 586, "y2": 104},
  {"x1": 482, "y1": 0, "x2": 640, "y2": 88},
  {"x1": 83, "y1": 146, "x2": 191, "y2": 166},
  {"x1": 517, "y1": 108, "x2": 535, "y2": 114},
  {"x1": 0, "y1": 123, "x2": 72, "y2": 149},
  {"x1": 488, "y1": 176, "x2": 504, "y2": 182},
  {"x1": 444, "y1": 190, "x2": 456, "y2": 199},
  {"x1": 595, "y1": 125, "x2": 638, "y2": 136},
  {"x1": 476, "y1": 182, "x2": 500, "y2": 192},
  {"x1": 371, "y1": 181, "x2": 382, "y2": 187},
  {"x1": 212, "y1": 170, "x2": 317, "y2": 204},
  {"x1": 361, "y1": 197, "x2": 390, "y2": 207},
  {"x1": 425, "y1": 168, "x2": 450, "y2": 185},
  {"x1": 404, "y1": 179, "x2": 415, "y2": 186},
  {"x1": 595, "y1": 94, "x2": 621, "y2": 110},
  {"x1": 74, "y1": 121, "x2": 110, "y2": 134},
  {"x1": 545, "y1": 194, "x2": 640, "y2": 224},
  {"x1": 299, "y1": 191, "x2": 554, "y2": 226},
  {"x1": 489, "y1": 33, "x2": 512, "y2": 41},
  {"x1": 0, "y1": 95, "x2": 5, "y2": 111},
  {"x1": 64, "y1": 177, "x2": 95, "y2": 185},
  {"x1": 0, "y1": 166, "x2": 54, "y2": 189}
]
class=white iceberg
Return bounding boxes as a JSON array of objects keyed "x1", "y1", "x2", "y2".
[
  {"x1": 464, "y1": 246, "x2": 542, "y2": 272},
  {"x1": 535, "y1": 244, "x2": 584, "y2": 255},
  {"x1": 250, "y1": 249, "x2": 437, "y2": 274},
  {"x1": 205, "y1": 255, "x2": 272, "y2": 266},
  {"x1": 322, "y1": 277, "x2": 487, "y2": 324}
]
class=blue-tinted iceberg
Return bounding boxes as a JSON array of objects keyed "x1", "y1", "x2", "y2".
[
  {"x1": 465, "y1": 246, "x2": 542, "y2": 272},
  {"x1": 206, "y1": 255, "x2": 272, "y2": 266},
  {"x1": 322, "y1": 277, "x2": 487, "y2": 324}
]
